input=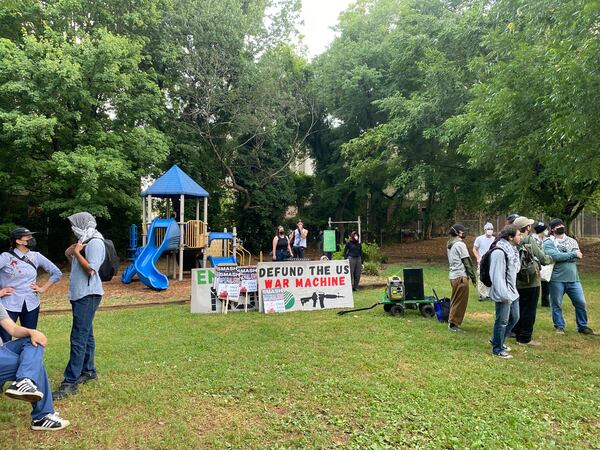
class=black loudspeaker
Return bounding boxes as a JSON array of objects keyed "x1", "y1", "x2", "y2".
[{"x1": 403, "y1": 268, "x2": 424, "y2": 300}]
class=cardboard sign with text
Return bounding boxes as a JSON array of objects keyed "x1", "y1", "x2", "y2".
[
  {"x1": 191, "y1": 268, "x2": 258, "y2": 313},
  {"x1": 257, "y1": 260, "x2": 353, "y2": 313}
]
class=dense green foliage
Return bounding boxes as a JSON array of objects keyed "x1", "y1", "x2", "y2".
[{"x1": 1, "y1": 0, "x2": 599, "y2": 256}]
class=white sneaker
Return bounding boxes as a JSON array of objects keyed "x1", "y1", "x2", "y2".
[{"x1": 493, "y1": 351, "x2": 513, "y2": 359}]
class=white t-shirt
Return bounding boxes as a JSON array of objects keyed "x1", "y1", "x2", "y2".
[{"x1": 474, "y1": 234, "x2": 494, "y2": 258}]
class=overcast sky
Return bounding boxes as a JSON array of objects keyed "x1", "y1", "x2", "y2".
[{"x1": 299, "y1": 0, "x2": 353, "y2": 59}]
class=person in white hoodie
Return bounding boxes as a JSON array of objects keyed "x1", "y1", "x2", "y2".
[{"x1": 488, "y1": 225, "x2": 521, "y2": 359}]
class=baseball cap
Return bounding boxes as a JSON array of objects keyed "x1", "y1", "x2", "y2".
[
  {"x1": 549, "y1": 218, "x2": 565, "y2": 230},
  {"x1": 513, "y1": 216, "x2": 535, "y2": 230},
  {"x1": 506, "y1": 214, "x2": 519, "y2": 224},
  {"x1": 10, "y1": 227, "x2": 36, "y2": 240},
  {"x1": 533, "y1": 222, "x2": 547, "y2": 234},
  {"x1": 449, "y1": 223, "x2": 467, "y2": 235}
]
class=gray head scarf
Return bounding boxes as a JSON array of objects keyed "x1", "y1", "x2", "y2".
[{"x1": 68, "y1": 212, "x2": 104, "y2": 243}]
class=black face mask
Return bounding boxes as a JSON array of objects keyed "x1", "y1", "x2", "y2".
[
  {"x1": 23, "y1": 237, "x2": 36, "y2": 250},
  {"x1": 554, "y1": 226, "x2": 566, "y2": 235}
]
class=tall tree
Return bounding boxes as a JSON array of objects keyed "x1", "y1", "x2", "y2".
[{"x1": 448, "y1": 0, "x2": 600, "y2": 224}]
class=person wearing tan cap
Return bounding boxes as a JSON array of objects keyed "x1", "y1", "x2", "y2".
[{"x1": 509, "y1": 216, "x2": 553, "y2": 346}]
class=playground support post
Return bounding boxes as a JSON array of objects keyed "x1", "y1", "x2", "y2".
[
  {"x1": 203, "y1": 197, "x2": 208, "y2": 268},
  {"x1": 179, "y1": 194, "x2": 185, "y2": 281},
  {"x1": 142, "y1": 197, "x2": 147, "y2": 246},
  {"x1": 328, "y1": 216, "x2": 362, "y2": 243}
]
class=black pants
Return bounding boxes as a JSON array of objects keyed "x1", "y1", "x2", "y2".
[
  {"x1": 511, "y1": 286, "x2": 540, "y2": 344},
  {"x1": 293, "y1": 246, "x2": 305, "y2": 258},
  {"x1": 0, "y1": 303, "x2": 40, "y2": 344},
  {"x1": 541, "y1": 281, "x2": 550, "y2": 307},
  {"x1": 349, "y1": 256, "x2": 362, "y2": 290}
]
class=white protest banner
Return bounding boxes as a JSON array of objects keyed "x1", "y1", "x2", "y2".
[
  {"x1": 215, "y1": 264, "x2": 241, "y2": 302},
  {"x1": 191, "y1": 268, "x2": 217, "y2": 313},
  {"x1": 262, "y1": 288, "x2": 286, "y2": 314},
  {"x1": 239, "y1": 266, "x2": 258, "y2": 293},
  {"x1": 191, "y1": 268, "x2": 259, "y2": 313},
  {"x1": 257, "y1": 260, "x2": 353, "y2": 313}
]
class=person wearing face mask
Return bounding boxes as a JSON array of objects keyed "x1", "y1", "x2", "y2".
[
  {"x1": 532, "y1": 222, "x2": 551, "y2": 307},
  {"x1": 272, "y1": 226, "x2": 293, "y2": 262},
  {"x1": 446, "y1": 224, "x2": 477, "y2": 332},
  {"x1": 0, "y1": 228, "x2": 62, "y2": 344},
  {"x1": 543, "y1": 219, "x2": 596, "y2": 336},
  {"x1": 343, "y1": 230, "x2": 363, "y2": 291},
  {"x1": 509, "y1": 216, "x2": 553, "y2": 346},
  {"x1": 473, "y1": 222, "x2": 495, "y2": 301}
]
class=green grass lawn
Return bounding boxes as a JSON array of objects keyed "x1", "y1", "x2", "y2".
[{"x1": 1, "y1": 264, "x2": 599, "y2": 449}]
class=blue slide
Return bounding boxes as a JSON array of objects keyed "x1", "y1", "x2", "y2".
[
  {"x1": 206, "y1": 232, "x2": 237, "y2": 267},
  {"x1": 122, "y1": 218, "x2": 180, "y2": 290}
]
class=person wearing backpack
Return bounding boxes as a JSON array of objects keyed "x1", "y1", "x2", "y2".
[
  {"x1": 53, "y1": 212, "x2": 106, "y2": 400},
  {"x1": 489, "y1": 225, "x2": 522, "y2": 359},
  {"x1": 0, "y1": 228, "x2": 62, "y2": 344},
  {"x1": 446, "y1": 224, "x2": 477, "y2": 332},
  {"x1": 543, "y1": 219, "x2": 596, "y2": 336},
  {"x1": 508, "y1": 217, "x2": 553, "y2": 347}
]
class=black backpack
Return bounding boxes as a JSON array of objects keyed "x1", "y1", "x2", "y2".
[
  {"x1": 479, "y1": 244, "x2": 508, "y2": 288},
  {"x1": 83, "y1": 238, "x2": 120, "y2": 282}
]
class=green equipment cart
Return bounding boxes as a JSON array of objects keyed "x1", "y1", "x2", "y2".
[{"x1": 338, "y1": 268, "x2": 436, "y2": 318}]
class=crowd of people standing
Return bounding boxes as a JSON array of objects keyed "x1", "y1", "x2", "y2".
[{"x1": 447, "y1": 214, "x2": 597, "y2": 359}]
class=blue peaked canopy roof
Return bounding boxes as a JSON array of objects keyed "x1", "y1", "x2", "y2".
[{"x1": 141, "y1": 165, "x2": 210, "y2": 198}]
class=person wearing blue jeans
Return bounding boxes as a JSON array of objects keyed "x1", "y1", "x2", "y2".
[
  {"x1": 488, "y1": 225, "x2": 522, "y2": 359},
  {"x1": 53, "y1": 212, "x2": 106, "y2": 400},
  {"x1": 543, "y1": 219, "x2": 596, "y2": 336},
  {"x1": 0, "y1": 294, "x2": 70, "y2": 430},
  {"x1": 0, "y1": 227, "x2": 62, "y2": 344}
]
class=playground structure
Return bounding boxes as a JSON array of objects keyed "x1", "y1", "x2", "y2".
[{"x1": 122, "y1": 164, "x2": 252, "y2": 290}]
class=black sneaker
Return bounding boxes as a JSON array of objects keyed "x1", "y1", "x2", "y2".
[
  {"x1": 4, "y1": 378, "x2": 43, "y2": 403},
  {"x1": 578, "y1": 327, "x2": 598, "y2": 336},
  {"x1": 76, "y1": 372, "x2": 98, "y2": 385},
  {"x1": 493, "y1": 351, "x2": 513, "y2": 359},
  {"x1": 487, "y1": 339, "x2": 511, "y2": 351},
  {"x1": 555, "y1": 327, "x2": 565, "y2": 335},
  {"x1": 52, "y1": 383, "x2": 79, "y2": 401},
  {"x1": 448, "y1": 323, "x2": 465, "y2": 333},
  {"x1": 31, "y1": 413, "x2": 70, "y2": 431}
]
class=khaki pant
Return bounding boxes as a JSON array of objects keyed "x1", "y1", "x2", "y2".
[
  {"x1": 477, "y1": 266, "x2": 490, "y2": 299},
  {"x1": 449, "y1": 276, "x2": 469, "y2": 325}
]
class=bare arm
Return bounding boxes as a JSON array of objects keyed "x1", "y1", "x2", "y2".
[
  {"x1": 272, "y1": 237, "x2": 277, "y2": 261},
  {"x1": 73, "y1": 242, "x2": 95, "y2": 276},
  {"x1": 472, "y1": 245, "x2": 480, "y2": 263},
  {"x1": 0, "y1": 318, "x2": 47, "y2": 346}
]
